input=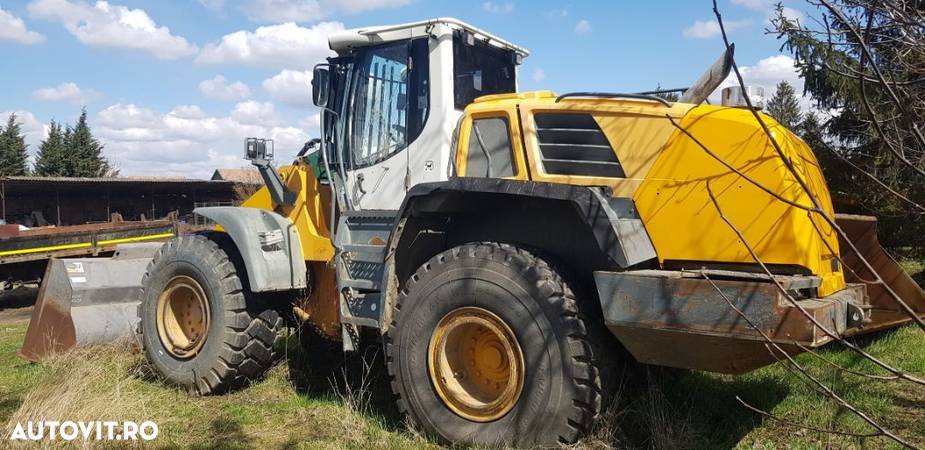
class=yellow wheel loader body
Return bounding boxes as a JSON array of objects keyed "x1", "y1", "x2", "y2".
[
  {"x1": 634, "y1": 105, "x2": 844, "y2": 297},
  {"x1": 458, "y1": 91, "x2": 845, "y2": 296},
  {"x1": 239, "y1": 160, "x2": 336, "y2": 263}
]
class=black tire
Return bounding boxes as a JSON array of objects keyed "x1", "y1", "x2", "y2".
[
  {"x1": 386, "y1": 242, "x2": 604, "y2": 446},
  {"x1": 138, "y1": 234, "x2": 283, "y2": 395}
]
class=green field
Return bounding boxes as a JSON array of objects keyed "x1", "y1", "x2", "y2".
[
  {"x1": 0, "y1": 319, "x2": 922, "y2": 449},
  {"x1": 0, "y1": 281, "x2": 923, "y2": 449}
]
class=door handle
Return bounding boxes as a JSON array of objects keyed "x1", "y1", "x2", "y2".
[{"x1": 356, "y1": 173, "x2": 366, "y2": 194}]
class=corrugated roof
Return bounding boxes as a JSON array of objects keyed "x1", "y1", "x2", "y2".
[{"x1": 211, "y1": 168, "x2": 262, "y2": 184}]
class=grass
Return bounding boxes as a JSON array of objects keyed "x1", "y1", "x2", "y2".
[
  {"x1": 0, "y1": 320, "x2": 436, "y2": 449},
  {"x1": 579, "y1": 325, "x2": 925, "y2": 450},
  {"x1": 0, "y1": 275, "x2": 923, "y2": 448}
]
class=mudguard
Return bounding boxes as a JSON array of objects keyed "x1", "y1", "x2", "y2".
[
  {"x1": 194, "y1": 207, "x2": 307, "y2": 292},
  {"x1": 393, "y1": 178, "x2": 658, "y2": 269}
]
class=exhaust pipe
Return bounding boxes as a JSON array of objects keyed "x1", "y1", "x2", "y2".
[{"x1": 678, "y1": 44, "x2": 735, "y2": 105}]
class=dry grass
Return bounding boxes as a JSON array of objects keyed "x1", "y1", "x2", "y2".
[
  {"x1": 0, "y1": 326, "x2": 434, "y2": 449},
  {"x1": 0, "y1": 322, "x2": 922, "y2": 449},
  {"x1": 0, "y1": 295, "x2": 922, "y2": 449}
]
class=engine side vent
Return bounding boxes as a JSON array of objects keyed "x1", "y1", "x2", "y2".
[{"x1": 534, "y1": 113, "x2": 625, "y2": 178}]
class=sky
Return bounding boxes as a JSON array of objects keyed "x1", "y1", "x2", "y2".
[{"x1": 0, "y1": 0, "x2": 813, "y2": 179}]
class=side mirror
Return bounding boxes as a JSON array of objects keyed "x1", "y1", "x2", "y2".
[{"x1": 312, "y1": 66, "x2": 330, "y2": 108}]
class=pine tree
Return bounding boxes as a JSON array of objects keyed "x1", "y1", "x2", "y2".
[
  {"x1": 35, "y1": 120, "x2": 69, "y2": 176},
  {"x1": 766, "y1": 81, "x2": 802, "y2": 130},
  {"x1": 67, "y1": 109, "x2": 113, "y2": 177},
  {"x1": 0, "y1": 114, "x2": 30, "y2": 176}
]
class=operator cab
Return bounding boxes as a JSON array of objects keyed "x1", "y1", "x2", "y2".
[{"x1": 312, "y1": 18, "x2": 529, "y2": 211}]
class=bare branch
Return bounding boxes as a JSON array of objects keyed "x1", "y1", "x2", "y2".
[
  {"x1": 702, "y1": 179, "x2": 917, "y2": 448},
  {"x1": 711, "y1": 0, "x2": 925, "y2": 333}
]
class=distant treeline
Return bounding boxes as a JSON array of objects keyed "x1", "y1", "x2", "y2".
[{"x1": 0, "y1": 108, "x2": 115, "y2": 178}]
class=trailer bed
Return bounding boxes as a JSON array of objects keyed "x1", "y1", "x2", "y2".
[{"x1": 0, "y1": 221, "x2": 175, "y2": 265}]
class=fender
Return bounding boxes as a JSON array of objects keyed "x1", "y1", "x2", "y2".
[
  {"x1": 393, "y1": 178, "x2": 656, "y2": 264},
  {"x1": 194, "y1": 206, "x2": 307, "y2": 292},
  {"x1": 376, "y1": 178, "x2": 659, "y2": 333}
]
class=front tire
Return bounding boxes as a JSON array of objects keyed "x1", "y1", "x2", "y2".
[
  {"x1": 386, "y1": 243, "x2": 603, "y2": 446},
  {"x1": 138, "y1": 234, "x2": 283, "y2": 395}
]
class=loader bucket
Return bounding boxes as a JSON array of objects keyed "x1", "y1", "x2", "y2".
[
  {"x1": 836, "y1": 214, "x2": 925, "y2": 335},
  {"x1": 19, "y1": 243, "x2": 162, "y2": 361}
]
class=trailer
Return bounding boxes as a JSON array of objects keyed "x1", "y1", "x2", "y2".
[{"x1": 0, "y1": 220, "x2": 176, "y2": 290}]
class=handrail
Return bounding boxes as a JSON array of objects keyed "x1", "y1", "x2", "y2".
[
  {"x1": 636, "y1": 87, "x2": 688, "y2": 96},
  {"x1": 555, "y1": 92, "x2": 672, "y2": 107}
]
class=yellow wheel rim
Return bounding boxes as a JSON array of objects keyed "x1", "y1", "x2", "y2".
[
  {"x1": 156, "y1": 275, "x2": 210, "y2": 359},
  {"x1": 428, "y1": 307, "x2": 524, "y2": 422}
]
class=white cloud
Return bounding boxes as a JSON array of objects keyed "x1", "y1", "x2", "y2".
[
  {"x1": 33, "y1": 82, "x2": 101, "y2": 105},
  {"x1": 170, "y1": 105, "x2": 206, "y2": 119},
  {"x1": 262, "y1": 70, "x2": 313, "y2": 107},
  {"x1": 531, "y1": 68, "x2": 545, "y2": 83},
  {"x1": 198, "y1": 75, "x2": 251, "y2": 101},
  {"x1": 780, "y1": 7, "x2": 803, "y2": 22},
  {"x1": 723, "y1": 55, "x2": 803, "y2": 92},
  {"x1": 482, "y1": 2, "x2": 514, "y2": 14},
  {"x1": 231, "y1": 100, "x2": 276, "y2": 126},
  {"x1": 196, "y1": 21, "x2": 342, "y2": 70},
  {"x1": 242, "y1": 0, "x2": 410, "y2": 23},
  {"x1": 683, "y1": 18, "x2": 752, "y2": 39},
  {"x1": 712, "y1": 55, "x2": 814, "y2": 111},
  {"x1": 732, "y1": 0, "x2": 805, "y2": 24},
  {"x1": 574, "y1": 19, "x2": 591, "y2": 34},
  {"x1": 299, "y1": 113, "x2": 320, "y2": 132},
  {"x1": 28, "y1": 0, "x2": 197, "y2": 60},
  {"x1": 94, "y1": 102, "x2": 309, "y2": 178},
  {"x1": 0, "y1": 7, "x2": 45, "y2": 44}
]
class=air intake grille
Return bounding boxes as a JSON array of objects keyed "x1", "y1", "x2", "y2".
[{"x1": 534, "y1": 113, "x2": 625, "y2": 178}]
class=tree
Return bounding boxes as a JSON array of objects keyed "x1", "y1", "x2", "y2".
[
  {"x1": 34, "y1": 120, "x2": 69, "y2": 176},
  {"x1": 66, "y1": 109, "x2": 114, "y2": 177},
  {"x1": 773, "y1": 1, "x2": 925, "y2": 246},
  {"x1": 766, "y1": 81, "x2": 802, "y2": 130},
  {"x1": 0, "y1": 114, "x2": 30, "y2": 176}
]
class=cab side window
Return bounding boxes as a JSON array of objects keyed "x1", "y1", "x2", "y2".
[
  {"x1": 349, "y1": 39, "x2": 429, "y2": 169},
  {"x1": 465, "y1": 117, "x2": 515, "y2": 178},
  {"x1": 453, "y1": 31, "x2": 516, "y2": 110}
]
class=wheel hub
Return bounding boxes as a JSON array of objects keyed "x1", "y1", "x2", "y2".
[
  {"x1": 428, "y1": 307, "x2": 524, "y2": 422},
  {"x1": 156, "y1": 275, "x2": 210, "y2": 359}
]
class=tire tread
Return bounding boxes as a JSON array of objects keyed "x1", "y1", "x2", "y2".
[
  {"x1": 138, "y1": 234, "x2": 283, "y2": 395},
  {"x1": 385, "y1": 242, "x2": 605, "y2": 446}
]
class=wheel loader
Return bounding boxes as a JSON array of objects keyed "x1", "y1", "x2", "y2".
[{"x1": 21, "y1": 18, "x2": 925, "y2": 447}]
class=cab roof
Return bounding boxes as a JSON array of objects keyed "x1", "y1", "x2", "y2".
[{"x1": 328, "y1": 17, "x2": 530, "y2": 57}]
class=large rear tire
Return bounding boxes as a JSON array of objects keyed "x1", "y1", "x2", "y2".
[
  {"x1": 138, "y1": 235, "x2": 283, "y2": 395},
  {"x1": 386, "y1": 242, "x2": 604, "y2": 446}
]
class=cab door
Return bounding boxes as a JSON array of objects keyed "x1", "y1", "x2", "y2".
[{"x1": 344, "y1": 40, "x2": 429, "y2": 210}]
